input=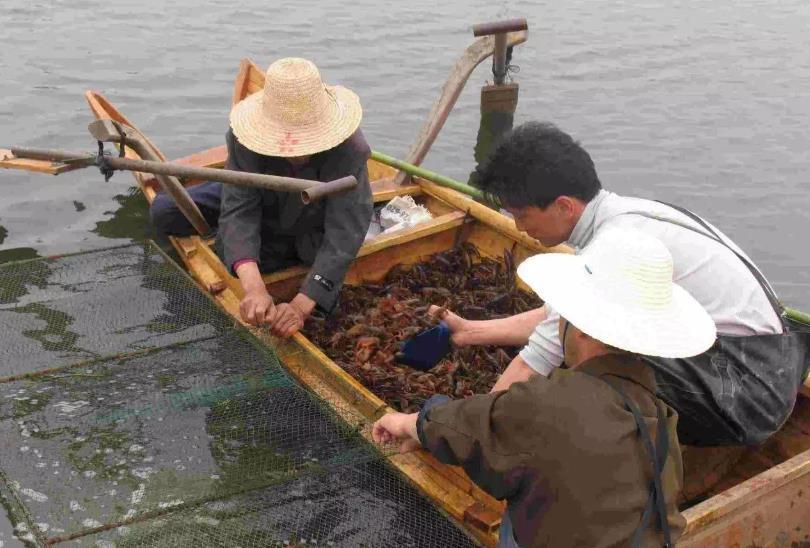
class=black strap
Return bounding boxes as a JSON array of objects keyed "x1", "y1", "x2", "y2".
[
  {"x1": 656, "y1": 202, "x2": 784, "y2": 322},
  {"x1": 615, "y1": 204, "x2": 785, "y2": 326},
  {"x1": 602, "y1": 377, "x2": 673, "y2": 548}
]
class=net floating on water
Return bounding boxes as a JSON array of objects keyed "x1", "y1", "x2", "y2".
[{"x1": 0, "y1": 244, "x2": 477, "y2": 547}]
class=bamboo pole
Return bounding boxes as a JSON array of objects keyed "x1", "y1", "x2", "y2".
[
  {"x1": 786, "y1": 307, "x2": 810, "y2": 326},
  {"x1": 370, "y1": 150, "x2": 499, "y2": 206}
]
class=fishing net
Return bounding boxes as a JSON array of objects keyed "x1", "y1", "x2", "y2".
[{"x1": 0, "y1": 243, "x2": 478, "y2": 547}]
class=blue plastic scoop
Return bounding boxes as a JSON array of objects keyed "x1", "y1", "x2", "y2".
[{"x1": 395, "y1": 321, "x2": 452, "y2": 371}]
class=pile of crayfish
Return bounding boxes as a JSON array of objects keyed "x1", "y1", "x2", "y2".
[{"x1": 303, "y1": 243, "x2": 543, "y2": 412}]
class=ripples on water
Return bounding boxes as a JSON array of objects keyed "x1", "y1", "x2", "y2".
[{"x1": 0, "y1": 0, "x2": 808, "y2": 311}]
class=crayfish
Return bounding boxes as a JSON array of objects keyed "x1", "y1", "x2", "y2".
[{"x1": 302, "y1": 244, "x2": 543, "y2": 412}]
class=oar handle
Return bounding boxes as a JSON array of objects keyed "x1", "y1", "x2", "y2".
[
  {"x1": 8, "y1": 146, "x2": 351, "y2": 203},
  {"x1": 472, "y1": 18, "x2": 528, "y2": 37},
  {"x1": 10, "y1": 147, "x2": 95, "y2": 165},
  {"x1": 301, "y1": 176, "x2": 358, "y2": 204}
]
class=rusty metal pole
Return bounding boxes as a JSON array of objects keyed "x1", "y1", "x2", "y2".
[{"x1": 9, "y1": 147, "x2": 357, "y2": 198}]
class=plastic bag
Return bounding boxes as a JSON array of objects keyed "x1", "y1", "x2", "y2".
[{"x1": 379, "y1": 196, "x2": 433, "y2": 232}]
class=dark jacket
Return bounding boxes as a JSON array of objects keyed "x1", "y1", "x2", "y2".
[
  {"x1": 417, "y1": 354, "x2": 686, "y2": 547},
  {"x1": 217, "y1": 128, "x2": 373, "y2": 312}
]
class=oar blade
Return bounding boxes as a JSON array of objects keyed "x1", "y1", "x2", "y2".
[{"x1": 0, "y1": 148, "x2": 85, "y2": 175}]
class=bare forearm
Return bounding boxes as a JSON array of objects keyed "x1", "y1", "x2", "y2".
[
  {"x1": 456, "y1": 307, "x2": 546, "y2": 347},
  {"x1": 491, "y1": 356, "x2": 537, "y2": 392},
  {"x1": 235, "y1": 261, "x2": 266, "y2": 295}
]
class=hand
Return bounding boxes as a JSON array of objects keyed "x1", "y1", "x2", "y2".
[
  {"x1": 239, "y1": 289, "x2": 275, "y2": 327},
  {"x1": 372, "y1": 412, "x2": 420, "y2": 453},
  {"x1": 428, "y1": 305, "x2": 468, "y2": 347},
  {"x1": 268, "y1": 303, "x2": 304, "y2": 338},
  {"x1": 267, "y1": 293, "x2": 316, "y2": 338}
]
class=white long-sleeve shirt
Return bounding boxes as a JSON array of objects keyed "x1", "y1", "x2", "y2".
[{"x1": 519, "y1": 190, "x2": 783, "y2": 376}]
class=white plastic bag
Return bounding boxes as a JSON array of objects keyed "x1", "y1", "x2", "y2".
[{"x1": 379, "y1": 196, "x2": 433, "y2": 232}]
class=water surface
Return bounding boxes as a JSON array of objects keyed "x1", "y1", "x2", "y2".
[{"x1": 1, "y1": 0, "x2": 808, "y2": 310}]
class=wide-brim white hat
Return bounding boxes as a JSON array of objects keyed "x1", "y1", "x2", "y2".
[
  {"x1": 229, "y1": 57, "x2": 362, "y2": 157},
  {"x1": 517, "y1": 227, "x2": 716, "y2": 358}
]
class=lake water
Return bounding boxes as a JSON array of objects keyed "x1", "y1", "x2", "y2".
[{"x1": 0, "y1": 1, "x2": 808, "y2": 302}]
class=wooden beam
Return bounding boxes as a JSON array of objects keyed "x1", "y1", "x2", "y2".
[
  {"x1": 370, "y1": 177, "x2": 422, "y2": 202},
  {"x1": 358, "y1": 211, "x2": 467, "y2": 257},
  {"x1": 231, "y1": 59, "x2": 253, "y2": 107},
  {"x1": 418, "y1": 178, "x2": 573, "y2": 255},
  {"x1": 0, "y1": 150, "x2": 83, "y2": 175},
  {"x1": 171, "y1": 145, "x2": 228, "y2": 169}
]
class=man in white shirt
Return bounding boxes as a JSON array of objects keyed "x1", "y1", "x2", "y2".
[{"x1": 439, "y1": 121, "x2": 808, "y2": 446}]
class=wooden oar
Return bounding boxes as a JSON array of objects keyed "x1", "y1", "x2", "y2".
[
  {"x1": 9, "y1": 147, "x2": 356, "y2": 195},
  {"x1": 1, "y1": 120, "x2": 357, "y2": 238},
  {"x1": 392, "y1": 19, "x2": 528, "y2": 185}
]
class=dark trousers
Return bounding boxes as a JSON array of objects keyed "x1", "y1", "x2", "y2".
[
  {"x1": 150, "y1": 181, "x2": 315, "y2": 275},
  {"x1": 150, "y1": 181, "x2": 223, "y2": 237},
  {"x1": 646, "y1": 324, "x2": 809, "y2": 446}
]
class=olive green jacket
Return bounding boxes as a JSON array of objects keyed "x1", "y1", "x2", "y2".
[{"x1": 418, "y1": 354, "x2": 686, "y2": 547}]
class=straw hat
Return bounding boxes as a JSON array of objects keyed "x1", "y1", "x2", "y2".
[
  {"x1": 229, "y1": 58, "x2": 362, "y2": 157},
  {"x1": 517, "y1": 227, "x2": 716, "y2": 358}
]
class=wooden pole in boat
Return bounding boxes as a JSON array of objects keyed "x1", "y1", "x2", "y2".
[
  {"x1": 8, "y1": 146, "x2": 357, "y2": 204},
  {"x1": 5, "y1": 121, "x2": 358, "y2": 209},
  {"x1": 392, "y1": 22, "x2": 529, "y2": 185},
  {"x1": 9, "y1": 147, "x2": 340, "y2": 194}
]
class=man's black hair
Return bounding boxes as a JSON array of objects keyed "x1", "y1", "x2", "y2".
[{"x1": 475, "y1": 122, "x2": 602, "y2": 208}]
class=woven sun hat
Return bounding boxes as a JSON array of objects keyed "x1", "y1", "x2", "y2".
[
  {"x1": 517, "y1": 227, "x2": 716, "y2": 358},
  {"x1": 229, "y1": 57, "x2": 362, "y2": 157}
]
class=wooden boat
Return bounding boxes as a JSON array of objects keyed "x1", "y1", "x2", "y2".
[{"x1": 84, "y1": 59, "x2": 810, "y2": 547}]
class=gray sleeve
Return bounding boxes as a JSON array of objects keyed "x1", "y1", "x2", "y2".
[
  {"x1": 218, "y1": 131, "x2": 263, "y2": 273},
  {"x1": 299, "y1": 153, "x2": 373, "y2": 312},
  {"x1": 518, "y1": 304, "x2": 564, "y2": 376}
]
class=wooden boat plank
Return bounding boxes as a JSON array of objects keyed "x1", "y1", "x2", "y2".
[
  {"x1": 84, "y1": 91, "x2": 167, "y2": 163},
  {"x1": 244, "y1": 60, "x2": 265, "y2": 96},
  {"x1": 358, "y1": 210, "x2": 467, "y2": 257},
  {"x1": 344, "y1": 226, "x2": 459, "y2": 286},
  {"x1": 419, "y1": 179, "x2": 573, "y2": 255},
  {"x1": 680, "y1": 446, "x2": 810, "y2": 545},
  {"x1": 0, "y1": 151, "x2": 81, "y2": 175},
  {"x1": 369, "y1": 177, "x2": 422, "y2": 202},
  {"x1": 170, "y1": 145, "x2": 227, "y2": 169},
  {"x1": 231, "y1": 59, "x2": 254, "y2": 107}
]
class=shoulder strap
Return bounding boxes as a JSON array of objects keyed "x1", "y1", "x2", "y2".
[
  {"x1": 615, "y1": 203, "x2": 784, "y2": 324},
  {"x1": 601, "y1": 376, "x2": 674, "y2": 548}
]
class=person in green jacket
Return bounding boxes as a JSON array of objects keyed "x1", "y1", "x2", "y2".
[{"x1": 373, "y1": 227, "x2": 717, "y2": 547}]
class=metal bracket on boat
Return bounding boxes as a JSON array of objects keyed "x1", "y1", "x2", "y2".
[
  {"x1": 472, "y1": 18, "x2": 528, "y2": 85},
  {"x1": 93, "y1": 120, "x2": 128, "y2": 182}
]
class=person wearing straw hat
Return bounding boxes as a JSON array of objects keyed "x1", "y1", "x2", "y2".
[
  {"x1": 151, "y1": 58, "x2": 373, "y2": 338},
  {"x1": 374, "y1": 228, "x2": 714, "y2": 547},
  {"x1": 430, "y1": 121, "x2": 809, "y2": 447}
]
